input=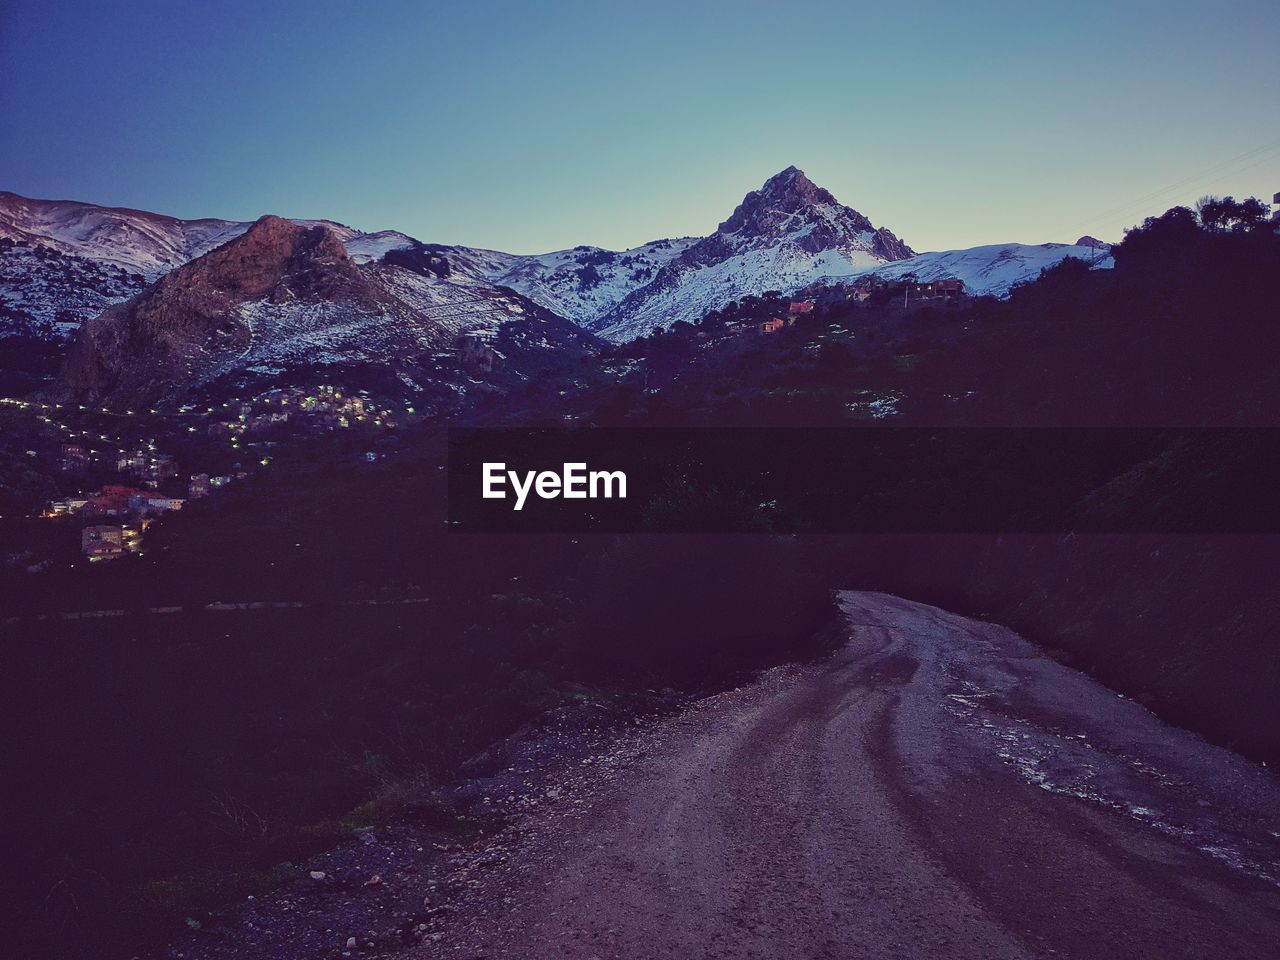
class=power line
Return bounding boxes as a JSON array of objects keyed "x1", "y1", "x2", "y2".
[{"x1": 1057, "y1": 136, "x2": 1280, "y2": 237}]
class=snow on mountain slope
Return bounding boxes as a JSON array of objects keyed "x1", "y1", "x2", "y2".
[
  {"x1": 0, "y1": 191, "x2": 355, "y2": 278},
  {"x1": 475, "y1": 237, "x2": 699, "y2": 325},
  {"x1": 352, "y1": 166, "x2": 916, "y2": 342},
  {"x1": 60, "y1": 215, "x2": 596, "y2": 405},
  {"x1": 60, "y1": 216, "x2": 393, "y2": 402},
  {"x1": 864, "y1": 242, "x2": 1113, "y2": 298},
  {"x1": 0, "y1": 240, "x2": 148, "y2": 338},
  {"x1": 343, "y1": 234, "x2": 701, "y2": 328},
  {"x1": 4, "y1": 175, "x2": 1117, "y2": 356},
  {"x1": 589, "y1": 167, "x2": 915, "y2": 341},
  {"x1": 365, "y1": 257, "x2": 543, "y2": 337},
  {"x1": 370, "y1": 165, "x2": 911, "y2": 345},
  {"x1": 344, "y1": 231, "x2": 419, "y2": 264},
  {"x1": 592, "y1": 241, "x2": 889, "y2": 341}
]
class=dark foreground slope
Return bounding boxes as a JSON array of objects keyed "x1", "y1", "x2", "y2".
[
  {"x1": 165, "y1": 593, "x2": 1280, "y2": 960},
  {"x1": 0, "y1": 520, "x2": 832, "y2": 960}
]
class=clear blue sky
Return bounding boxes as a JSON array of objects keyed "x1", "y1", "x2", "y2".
[{"x1": 2, "y1": 0, "x2": 1277, "y2": 253}]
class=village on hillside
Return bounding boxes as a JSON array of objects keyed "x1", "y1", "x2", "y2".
[{"x1": 0, "y1": 383, "x2": 413, "y2": 568}]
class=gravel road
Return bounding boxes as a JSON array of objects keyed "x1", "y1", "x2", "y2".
[{"x1": 422, "y1": 591, "x2": 1280, "y2": 960}]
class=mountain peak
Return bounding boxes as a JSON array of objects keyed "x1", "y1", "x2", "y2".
[
  {"x1": 758, "y1": 165, "x2": 831, "y2": 204},
  {"x1": 710, "y1": 168, "x2": 912, "y2": 263},
  {"x1": 235, "y1": 214, "x2": 349, "y2": 258},
  {"x1": 764, "y1": 164, "x2": 805, "y2": 186},
  {"x1": 586, "y1": 168, "x2": 916, "y2": 339}
]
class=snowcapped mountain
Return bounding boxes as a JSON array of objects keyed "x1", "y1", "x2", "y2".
[
  {"x1": 0, "y1": 190, "x2": 354, "y2": 278},
  {"x1": 3, "y1": 171, "x2": 1117, "y2": 366},
  {"x1": 61, "y1": 216, "x2": 593, "y2": 406},
  {"x1": 584, "y1": 167, "x2": 915, "y2": 340},
  {"x1": 344, "y1": 233, "x2": 701, "y2": 327},
  {"x1": 468, "y1": 237, "x2": 701, "y2": 326},
  {"x1": 448, "y1": 171, "x2": 1113, "y2": 337},
  {"x1": 863, "y1": 241, "x2": 1114, "y2": 298},
  {"x1": 338, "y1": 167, "x2": 916, "y2": 341}
]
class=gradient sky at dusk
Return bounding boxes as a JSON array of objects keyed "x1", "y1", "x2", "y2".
[{"x1": 2, "y1": 0, "x2": 1277, "y2": 254}]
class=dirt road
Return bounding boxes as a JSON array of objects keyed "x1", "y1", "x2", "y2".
[{"x1": 423, "y1": 592, "x2": 1280, "y2": 959}]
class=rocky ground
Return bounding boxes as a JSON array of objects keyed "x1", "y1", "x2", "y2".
[{"x1": 158, "y1": 693, "x2": 686, "y2": 960}]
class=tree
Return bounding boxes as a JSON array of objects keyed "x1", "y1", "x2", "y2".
[
  {"x1": 1111, "y1": 205, "x2": 1200, "y2": 271},
  {"x1": 1196, "y1": 195, "x2": 1269, "y2": 233}
]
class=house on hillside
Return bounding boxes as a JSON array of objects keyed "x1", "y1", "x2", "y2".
[
  {"x1": 129, "y1": 493, "x2": 184, "y2": 516},
  {"x1": 82, "y1": 525, "x2": 124, "y2": 560},
  {"x1": 842, "y1": 277, "x2": 889, "y2": 303},
  {"x1": 788, "y1": 300, "x2": 815, "y2": 316},
  {"x1": 759, "y1": 317, "x2": 786, "y2": 335},
  {"x1": 44, "y1": 497, "x2": 88, "y2": 517},
  {"x1": 116, "y1": 450, "x2": 148, "y2": 474},
  {"x1": 59, "y1": 443, "x2": 89, "y2": 472},
  {"x1": 459, "y1": 331, "x2": 501, "y2": 373},
  {"x1": 146, "y1": 453, "x2": 179, "y2": 481},
  {"x1": 82, "y1": 485, "x2": 148, "y2": 519},
  {"x1": 905, "y1": 278, "x2": 965, "y2": 302}
]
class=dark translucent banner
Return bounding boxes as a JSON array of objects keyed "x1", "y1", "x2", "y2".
[{"x1": 447, "y1": 428, "x2": 1280, "y2": 533}]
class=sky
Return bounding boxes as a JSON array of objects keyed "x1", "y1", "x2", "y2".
[{"x1": 2, "y1": 0, "x2": 1277, "y2": 254}]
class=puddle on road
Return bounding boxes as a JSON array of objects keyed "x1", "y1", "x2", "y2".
[{"x1": 940, "y1": 677, "x2": 1280, "y2": 888}]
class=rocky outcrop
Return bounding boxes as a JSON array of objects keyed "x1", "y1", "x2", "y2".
[
  {"x1": 61, "y1": 216, "x2": 393, "y2": 403},
  {"x1": 869, "y1": 225, "x2": 914, "y2": 262},
  {"x1": 715, "y1": 166, "x2": 912, "y2": 257}
]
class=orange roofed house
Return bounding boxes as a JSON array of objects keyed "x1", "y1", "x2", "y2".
[
  {"x1": 83, "y1": 485, "x2": 149, "y2": 519},
  {"x1": 81, "y1": 525, "x2": 124, "y2": 560}
]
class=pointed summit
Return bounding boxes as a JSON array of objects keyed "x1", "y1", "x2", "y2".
[
  {"x1": 589, "y1": 168, "x2": 916, "y2": 340},
  {"x1": 760, "y1": 165, "x2": 806, "y2": 189},
  {"x1": 756, "y1": 166, "x2": 835, "y2": 206},
  {"x1": 712, "y1": 167, "x2": 912, "y2": 261}
]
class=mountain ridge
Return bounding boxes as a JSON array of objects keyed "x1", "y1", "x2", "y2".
[
  {"x1": 2, "y1": 169, "x2": 1113, "y2": 351},
  {"x1": 0, "y1": 190, "x2": 357, "y2": 277},
  {"x1": 59, "y1": 215, "x2": 596, "y2": 405}
]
